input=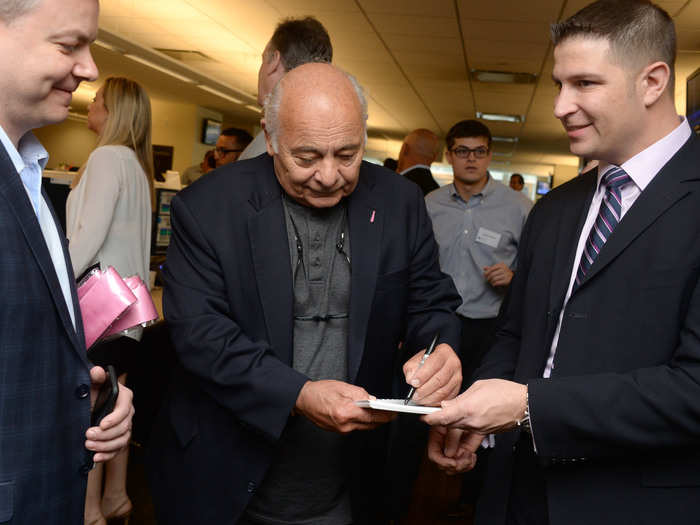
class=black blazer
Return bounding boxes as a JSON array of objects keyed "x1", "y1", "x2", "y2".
[
  {"x1": 0, "y1": 142, "x2": 90, "y2": 523},
  {"x1": 403, "y1": 166, "x2": 439, "y2": 196},
  {"x1": 148, "y1": 155, "x2": 461, "y2": 524},
  {"x1": 476, "y1": 134, "x2": 700, "y2": 525}
]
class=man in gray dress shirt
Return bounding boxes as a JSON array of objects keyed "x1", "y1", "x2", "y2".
[{"x1": 425, "y1": 119, "x2": 532, "y2": 515}]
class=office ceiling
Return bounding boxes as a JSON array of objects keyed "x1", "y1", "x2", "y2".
[{"x1": 81, "y1": 0, "x2": 700, "y2": 165}]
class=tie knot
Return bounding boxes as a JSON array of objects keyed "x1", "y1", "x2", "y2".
[{"x1": 601, "y1": 167, "x2": 631, "y2": 191}]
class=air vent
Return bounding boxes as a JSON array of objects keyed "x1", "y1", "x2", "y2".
[
  {"x1": 155, "y1": 48, "x2": 217, "y2": 64},
  {"x1": 471, "y1": 70, "x2": 537, "y2": 84}
]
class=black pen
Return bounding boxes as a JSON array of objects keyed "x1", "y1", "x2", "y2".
[{"x1": 404, "y1": 332, "x2": 439, "y2": 405}]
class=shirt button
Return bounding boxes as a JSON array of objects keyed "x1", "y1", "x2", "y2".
[
  {"x1": 75, "y1": 384, "x2": 90, "y2": 399},
  {"x1": 247, "y1": 481, "x2": 256, "y2": 493},
  {"x1": 463, "y1": 230, "x2": 468, "y2": 234}
]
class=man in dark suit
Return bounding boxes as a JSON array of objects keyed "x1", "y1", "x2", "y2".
[
  {"x1": 0, "y1": 0, "x2": 135, "y2": 523},
  {"x1": 148, "y1": 63, "x2": 463, "y2": 524},
  {"x1": 425, "y1": 1, "x2": 700, "y2": 524},
  {"x1": 397, "y1": 128, "x2": 441, "y2": 195}
]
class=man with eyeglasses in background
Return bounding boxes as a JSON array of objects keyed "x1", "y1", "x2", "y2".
[
  {"x1": 425, "y1": 119, "x2": 532, "y2": 519},
  {"x1": 214, "y1": 127, "x2": 253, "y2": 168}
]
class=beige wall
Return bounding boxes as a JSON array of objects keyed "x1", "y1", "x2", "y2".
[
  {"x1": 34, "y1": 117, "x2": 96, "y2": 170},
  {"x1": 34, "y1": 98, "x2": 236, "y2": 176}
]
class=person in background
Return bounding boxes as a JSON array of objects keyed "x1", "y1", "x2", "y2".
[
  {"x1": 238, "y1": 16, "x2": 332, "y2": 160},
  {"x1": 382, "y1": 157, "x2": 397, "y2": 171},
  {"x1": 180, "y1": 148, "x2": 215, "y2": 186},
  {"x1": 425, "y1": 1, "x2": 700, "y2": 524},
  {"x1": 397, "y1": 128, "x2": 441, "y2": 195},
  {"x1": 66, "y1": 76, "x2": 153, "y2": 525},
  {"x1": 213, "y1": 127, "x2": 253, "y2": 168},
  {"x1": 509, "y1": 173, "x2": 525, "y2": 192},
  {"x1": 148, "y1": 62, "x2": 463, "y2": 525},
  {"x1": 425, "y1": 119, "x2": 532, "y2": 519},
  {"x1": 0, "y1": 1, "x2": 134, "y2": 522}
]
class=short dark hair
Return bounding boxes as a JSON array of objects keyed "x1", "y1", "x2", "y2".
[
  {"x1": 445, "y1": 120, "x2": 492, "y2": 151},
  {"x1": 269, "y1": 17, "x2": 332, "y2": 71},
  {"x1": 510, "y1": 173, "x2": 524, "y2": 185},
  {"x1": 551, "y1": 0, "x2": 676, "y2": 94},
  {"x1": 221, "y1": 127, "x2": 253, "y2": 148}
]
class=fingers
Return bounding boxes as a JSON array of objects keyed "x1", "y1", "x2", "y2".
[
  {"x1": 426, "y1": 427, "x2": 478, "y2": 475},
  {"x1": 86, "y1": 404, "x2": 134, "y2": 462},
  {"x1": 88, "y1": 365, "x2": 107, "y2": 406},
  {"x1": 100, "y1": 382, "x2": 134, "y2": 430},
  {"x1": 405, "y1": 344, "x2": 461, "y2": 405},
  {"x1": 295, "y1": 380, "x2": 394, "y2": 433}
]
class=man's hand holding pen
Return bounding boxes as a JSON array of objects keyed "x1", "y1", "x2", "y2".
[{"x1": 402, "y1": 340, "x2": 462, "y2": 406}]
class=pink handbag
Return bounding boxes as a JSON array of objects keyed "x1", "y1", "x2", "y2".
[
  {"x1": 77, "y1": 266, "x2": 136, "y2": 349},
  {"x1": 102, "y1": 275, "x2": 159, "y2": 338}
]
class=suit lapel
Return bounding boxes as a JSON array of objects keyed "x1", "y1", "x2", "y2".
[
  {"x1": 577, "y1": 136, "x2": 700, "y2": 289},
  {"x1": 347, "y1": 166, "x2": 382, "y2": 383},
  {"x1": 247, "y1": 169, "x2": 294, "y2": 365},
  {"x1": 547, "y1": 171, "x2": 597, "y2": 313},
  {"x1": 41, "y1": 185, "x2": 86, "y2": 357},
  {"x1": 0, "y1": 146, "x2": 86, "y2": 360}
]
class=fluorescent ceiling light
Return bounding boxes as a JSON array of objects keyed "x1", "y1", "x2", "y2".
[
  {"x1": 94, "y1": 39, "x2": 121, "y2": 53},
  {"x1": 493, "y1": 136, "x2": 519, "y2": 143},
  {"x1": 123, "y1": 54, "x2": 194, "y2": 83},
  {"x1": 471, "y1": 70, "x2": 537, "y2": 84},
  {"x1": 476, "y1": 111, "x2": 523, "y2": 123},
  {"x1": 246, "y1": 105, "x2": 262, "y2": 113},
  {"x1": 198, "y1": 85, "x2": 243, "y2": 104}
]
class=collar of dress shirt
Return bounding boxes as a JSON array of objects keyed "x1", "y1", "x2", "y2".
[
  {"x1": 450, "y1": 172, "x2": 494, "y2": 201},
  {"x1": 0, "y1": 124, "x2": 49, "y2": 217},
  {"x1": 596, "y1": 116, "x2": 692, "y2": 193},
  {"x1": 399, "y1": 163, "x2": 432, "y2": 176}
]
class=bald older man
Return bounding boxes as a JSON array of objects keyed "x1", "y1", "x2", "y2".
[
  {"x1": 148, "y1": 63, "x2": 462, "y2": 524},
  {"x1": 397, "y1": 128, "x2": 441, "y2": 195}
]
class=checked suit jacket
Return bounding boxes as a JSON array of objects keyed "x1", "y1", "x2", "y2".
[{"x1": 0, "y1": 141, "x2": 91, "y2": 524}]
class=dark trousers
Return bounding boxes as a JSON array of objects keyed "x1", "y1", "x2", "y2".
[
  {"x1": 505, "y1": 434, "x2": 549, "y2": 525},
  {"x1": 457, "y1": 315, "x2": 499, "y2": 505}
]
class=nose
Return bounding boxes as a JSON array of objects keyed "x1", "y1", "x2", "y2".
[
  {"x1": 553, "y1": 86, "x2": 576, "y2": 120},
  {"x1": 74, "y1": 46, "x2": 99, "y2": 83},
  {"x1": 314, "y1": 157, "x2": 338, "y2": 188}
]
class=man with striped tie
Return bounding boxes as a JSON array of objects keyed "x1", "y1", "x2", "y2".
[{"x1": 423, "y1": 1, "x2": 700, "y2": 524}]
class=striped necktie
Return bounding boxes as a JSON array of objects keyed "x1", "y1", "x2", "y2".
[{"x1": 574, "y1": 166, "x2": 632, "y2": 291}]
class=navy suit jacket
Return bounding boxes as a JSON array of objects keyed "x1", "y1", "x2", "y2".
[
  {"x1": 476, "y1": 134, "x2": 700, "y2": 525},
  {"x1": 148, "y1": 155, "x2": 461, "y2": 524},
  {"x1": 0, "y1": 141, "x2": 91, "y2": 523}
]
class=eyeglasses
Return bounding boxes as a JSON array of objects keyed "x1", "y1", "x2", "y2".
[
  {"x1": 450, "y1": 146, "x2": 489, "y2": 159},
  {"x1": 214, "y1": 147, "x2": 243, "y2": 155}
]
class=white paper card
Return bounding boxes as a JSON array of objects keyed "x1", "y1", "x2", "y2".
[
  {"x1": 355, "y1": 399, "x2": 441, "y2": 414},
  {"x1": 475, "y1": 227, "x2": 501, "y2": 248}
]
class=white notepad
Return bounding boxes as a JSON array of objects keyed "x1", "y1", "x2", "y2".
[{"x1": 355, "y1": 398, "x2": 441, "y2": 414}]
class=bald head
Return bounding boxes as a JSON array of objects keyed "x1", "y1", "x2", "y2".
[
  {"x1": 264, "y1": 62, "x2": 367, "y2": 153},
  {"x1": 262, "y1": 63, "x2": 368, "y2": 208},
  {"x1": 397, "y1": 128, "x2": 440, "y2": 172}
]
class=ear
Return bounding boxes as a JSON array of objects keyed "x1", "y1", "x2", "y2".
[
  {"x1": 268, "y1": 49, "x2": 283, "y2": 75},
  {"x1": 261, "y1": 119, "x2": 276, "y2": 156},
  {"x1": 639, "y1": 61, "x2": 671, "y2": 107}
]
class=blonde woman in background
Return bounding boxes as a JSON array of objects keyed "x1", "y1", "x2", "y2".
[{"x1": 67, "y1": 77, "x2": 153, "y2": 525}]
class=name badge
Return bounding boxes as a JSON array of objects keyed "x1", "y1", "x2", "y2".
[{"x1": 475, "y1": 227, "x2": 501, "y2": 248}]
